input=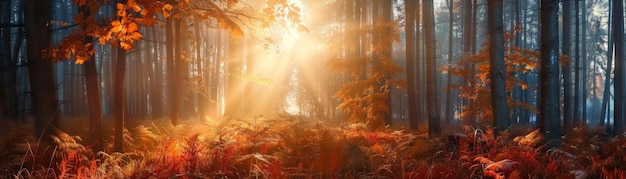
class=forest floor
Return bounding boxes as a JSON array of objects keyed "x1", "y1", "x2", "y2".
[{"x1": 1, "y1": 115, "x2": 625, "y2": 178}]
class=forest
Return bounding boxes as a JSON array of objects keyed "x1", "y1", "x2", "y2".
[{"x1": 0, "y1": 0, "x2": 625, "y2": 178}]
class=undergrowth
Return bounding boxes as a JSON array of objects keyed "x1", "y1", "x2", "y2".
[{"x1": 2, "y1": 116, "x2": 626, "y2": 178}]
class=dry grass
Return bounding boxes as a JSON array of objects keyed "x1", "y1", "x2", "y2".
[{"x1": 2, "y1": 116, "x2": 626, "y2": 178}]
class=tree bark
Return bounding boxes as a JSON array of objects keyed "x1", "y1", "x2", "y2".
[
  {"x1": 562, "y1": 0, "x2": 573, "y2": 131},
  {"x1": 445, "y1": 0, "x2": 454, "y2": 124},
  {"x1": 381, "y1": 0, "x2": 393, "y2": 125},
  {"x1": 539, "y1": 0, "x2": 561, "y2": 148},
  {"x1": 415, "y1": 1, "x2": 423, "y2": 124},
  {"x1": 600, "y1": 0, "x2": 612, "y2": 127},
  {"x1": 405, "y1": 0, "x2": 418, "y2": 130},
  {"x1": 574, "y1": 0, "x2": 581, "y2": 127},
  {"x1": 79, "y1": 4, "x2": 104, "y2": 152},
  {"x1": 487, "y1": 0, "x2": 508, "y2": 133},
  {"x1": 150, "y1": 26, "x2": 163, "y2": 119},
  {"x1": 462, "y1": 0, "x2": 475, "y2": 124},
  {"x1": 194, "y1": 20, "x2": 206, "y2": 118},
  {"x1": 581, "y1": 0, "x2": 588, "y2": 125},
  {"x1": 113, "y1": 46, "x2": 126, "y2": 152},
  {"x1": 166, "y1": 18, "x2": 178, "y2": 125},
  {"x1": 24, "y1": 0, "x2": 59, "y2": 139},
  {"x1": 0, "y1": 0, "x2": 11, "y2": 117},
  {"x1": 613, "y1": 0, "x2": 624, "y2": 136},
  {"x1": 176, "y1": 20, "x2": 189, "y2": 120},
  {"x1": 423, "y1": 0, "x2": 440, "y2": 134}
]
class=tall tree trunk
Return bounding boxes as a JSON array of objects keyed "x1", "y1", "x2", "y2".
[
  {"x1": 113, "y1": 46, "x2": 126, "y2": 152},
  {"x1": 487, "y1": 0, "x2": 508, "y2": 133},
  {"x1": 600, "y1": 0, "x2": 612, "y2": 127},
  {"x1": 423, "y1": 0, "x2": 440, "y2": 134},
  {"x1": 7, "y1": 8, "x2": 21, "y2": 118},
  {"x1": 381, "y1": 0, "x2": 393, "y2": 125},
  {"x1": 462, "y1": 0, "x2": 475, "y2": 124},
  {"x1": 166, "y1": 18, "x2": 178, "y2": 125},
  {"x1": 194, "y1": 20, "x2": 206, "y2": 118},
  {"x1": 580, "y1": 0, "x2": 587, "y2": 125},
  {"x1": 209, "y1": 29, "x2": 220, "y2": 117},
  {"x1": 539, "y1": 0, "x2": 561, "y2": 148},
  {"x1": 178, "y1": 20, "x2": 192, "y2": 119},
  {"x1": 150, "y1": 27, "x2": 162, "y2": 119},
  {"x1": 613, "y1": 0, "x2": 624, "y2": 136},
  {"x1": 414, "y1": 1, "x2": 423, "y2": 124},
  {"x1": 175, "y1": 19, "x2": 188, "y2": 120},
  {"x1": 24, "y1": 0, "x2": 59, "y2": 139},
  {"x1": 405, "y1": 0, "x2": 418, "y2": 130},
  {"x1": 0, "y1": 0, "x2": 11, "y2": 117},
  {"x1": 85, "y1": 56, "x2": 103, "y2": 151},
  {"x1": 445, "y1": 0, "x2": 454, "y2": 123},
  {"x1": 562, "y1": 0, "x2": 573, "y2": 131},
  {"x1": 79, "y1": 4, "x2": 104, "y2": 152},
  {"x1": 574, "y1": 0, "x2": 581, "y2": 127}
]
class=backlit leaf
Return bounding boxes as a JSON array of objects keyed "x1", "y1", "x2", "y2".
[
  {"x1": 162, "y1": 4, "x2": 173, "y2": 18},
  {"x1": 127, "y1": 22, "x2": 139, "y2": 32},
  {"x1": 120, "y1": 42, "x2": 132, "y2": 50},
  {"x1": 131, "y1": 32, "x2": 142, "y2": 40},
  {"x1": 131, "y1": 3, "x2": 141, "y2": 12}
]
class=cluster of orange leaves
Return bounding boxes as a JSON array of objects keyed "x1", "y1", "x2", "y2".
[
  {"x1": 45, "y1": 0, "x2": 306, "y2": 64},
  {"x1": 446, "y1": 31, "x2": 569, "y2": 122},
  {"x1": 328, "y1": 19, "x2": 402, "y2": 129},
  {"x1": 44, "y1": 0, "x2": 171, "y2": 64}
]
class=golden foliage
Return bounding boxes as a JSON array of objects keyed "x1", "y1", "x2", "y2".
[
  {"x1": 45, "y1": 0, "x2": 169, "y2": 63},
  {"x1": 327, "y1": 19, "x2": 402, "y2": 130},
  {"x1": 46, "y1": 0, "x2": 306, "y2": 65},
  {"x1": 446, "y1": 37, "x2": 570, "y2": 122}
]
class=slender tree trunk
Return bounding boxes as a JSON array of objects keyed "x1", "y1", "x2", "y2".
[
  {"x1": 574, "y1": 0, "x2": 581, "y2": 127},
  {"x1": 600, "y1": 0, "x2": 612, "y2": 127},
  {"x1": 562, "y1": 0, "x2": 573, "y2": 131},
  {"x1": 415, "y1": 1, "x2": 423, "y2": 124},
  {"x1": 113, "y1": 46, "x2": 126, "y2": 152},
  {"x1": 6, "y1": 15, "x2": 21, "y2": 118},
  {"x1": 382, "y1": 0, "x2": 393, "y2": 125},
  {"x1": 613, "y1": 0, "x2": 624, "y2": 136},
  {"x1": 577, "y1": 0, "x2": 588, "y2": 125},
  {"x1": 150, "y1": 27, "x2": 162, "y2": 119},
  {"x1": 487, "y1": 0, "x2": 508, "y2": 133},
  {"x1": 539, "y1": 0, "x2": 561, "y2": 148},
  {"x1": 0, "y1": 0, "x2": 11, "y2": 117},
  {"x1": 194, "y1": 20, "x2": 206, "y2": 118},
  {"x1": 405, "y1": 0, "x2": 417, "y2": 130},
  {"x1": 471, "y1": 0, "x2": 478, "y2": 54},
  {"x1": 24, "y1": 0, "x2": 59, "y2": 139},
  {"x1": 423, "y1": 0, "x2": 440, "y2": 134},
  {"x1": 209, "y1": 29, "x2": 220, "y2": 117},
  {"x1": 462, "y1": 0, "x2": 475, "y2": 125},
  {"x1": 144, "y1": 28, "x2": 153, "y2": 117},
  {"x1": 446, "y1": 0, "x2": 454, "y2": 123},
  {"x1": 78, "y1": 5, "x2": 104, "y2": 152},
  {"x1": 85, "y1": 55, "x2": 103, "y2": 151},
  {"x1": 175, "y1": 19, "x2": 188, "y2": 120},
  {"x1": 166, "y1": 18, "x2": 178, "y2": 125}
]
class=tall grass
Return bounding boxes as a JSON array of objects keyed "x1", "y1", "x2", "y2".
[{"x1": 2, "y1": 116, "x2": 626, "y2": 178}]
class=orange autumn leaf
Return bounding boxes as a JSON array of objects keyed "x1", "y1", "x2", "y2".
[
  {"x1": 130, "y1": 3, "x2": 141, "y2": 12},
  {"x1": 127, "y1": 22, "x2": 139, "y2": 32},
  {"x1": 111, "y1": 20, "x2": 122, "y2": 33},
  {"x1": 162, "y1": 4, "x2": 173, "y2": 18},
  {"x1": 120, "y1": 41, "x2": 132, "y2": 50},
  {"x1": 130, "y1": 32, "x2": 142, "y2": 40}
]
